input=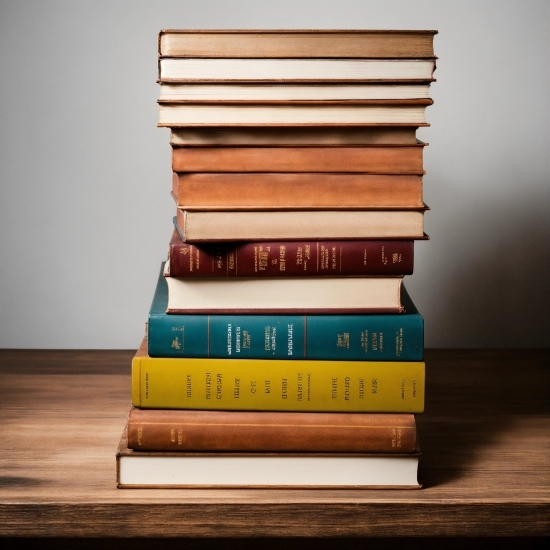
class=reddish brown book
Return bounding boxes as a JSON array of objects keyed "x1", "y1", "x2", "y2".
[
  {"x1": 168, "y1": 227, "x2": 413, "y2": 276},
  {"x1": 127, "y1": 408, "x2": 417, "y2": 453},
  {"x1": 172, "y1": 146, "x2": 424, "y2": 174},
  {"x1": 172, "y1": 172, "x2": 423, "y2": 209}
]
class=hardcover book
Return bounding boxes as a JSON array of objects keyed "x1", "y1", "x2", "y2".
[
  {"x1": 126, "y1": 408, "x2": 418, "y2": 453},
  {"x1": 148, "y1": 262, "x2": 424, "y2": 360},
  {"x1": 158, "y1": 29, "x2": 437, "y2": 59},
  {"x1": 117, "y1": 427, "x2": 421, "y2": 488},
  {"x1": 132, "y1": 336, "x2": 425, "y2": 412}
]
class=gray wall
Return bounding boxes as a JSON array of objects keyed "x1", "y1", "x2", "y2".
[{"x1": 0, "y1": 0, "x2": 548, "y2": 349}]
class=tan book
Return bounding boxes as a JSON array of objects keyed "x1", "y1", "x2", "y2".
[
  {"x1": 170, "y1": 127, "x2": 420, "y2": 146},
  {"x1": 158, "y1": 29, "x2": 437, "y2": 58},
  {"x1": 158, "y1": 83, "x2": 432, "y2": 101},
  {"x1": 172, "y1": 146, "x2": 424, "y2": 174},
  {"x1": 172, "y1": 172, "x2": 424, "y2": 209},
  {"x1": 175, "y1": 208, "x2": 426, "y2": 242}
]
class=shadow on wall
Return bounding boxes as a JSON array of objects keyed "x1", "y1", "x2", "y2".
[{"x1": 418, "y1": 179, "x2": 550, "y2": 348}]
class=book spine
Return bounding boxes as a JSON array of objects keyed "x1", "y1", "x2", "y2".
[
  {"x1": 148, "y1": 312, "x2": 423, "y2": 361},
  {"x1": 171, "y1": 146, "x2": 424, "y2": 174},
  {"x1": 126, "y1": 409, "x2": 417, "y2": 453},
  {"x1": 131, "y1": 355, "x2": 425, "y2": 412},
  {"x1": 169, "y1": 239, "x2": 414, "y2": 277}
]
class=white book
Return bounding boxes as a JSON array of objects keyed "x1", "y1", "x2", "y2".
[
  {"x1": 163, "y1": 266, "x2": 404, "y2": 314},
  {"x1": 158, "y1": 83, "x2": 431, "y2": 101},
  {"x1": 159, "y1": 58, "x2": 436, "y2": 82},
  {"x1": 117, "y1": 429, "x2": 420, "y2": 488},
  {"x1": 158, "y1": 103, "x2": 430, "y2": 126}
]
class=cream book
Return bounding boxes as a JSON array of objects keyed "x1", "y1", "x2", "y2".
[
  {"x1": 163, "y1": 264, "x2": 403, "y2": 314},
  {"x1": 158, "y1": 83, "x2": 431, "y2": 101},
  {"x1": 158, "y1": 58, "x2": 436, "y2": 82},
  {"x1": 158, "y1": 103, "x2": 430, "y2": 126},
  {"x1": 175, "y1": 208, "x2": 426, "y2": 242},
  {"x1": 117, "y1": 427, "x2": 420, "y2": 489}
]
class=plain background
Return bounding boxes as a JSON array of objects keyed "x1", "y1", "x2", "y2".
[{"x1": 0, "y1": 0, "x2": 548, "y2": 349}]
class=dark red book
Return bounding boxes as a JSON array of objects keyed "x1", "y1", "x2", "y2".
[{"x1": 168, "y1": 224, "x2": 413, "y2": 277}]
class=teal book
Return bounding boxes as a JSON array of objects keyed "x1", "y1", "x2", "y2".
[{"x1": 148, "y1": 264, "x2": 423, "y2": 361}]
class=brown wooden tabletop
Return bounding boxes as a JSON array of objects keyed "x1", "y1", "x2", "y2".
[{"x1": 0, "y1": 348, "x2": 548, "y2": 538}]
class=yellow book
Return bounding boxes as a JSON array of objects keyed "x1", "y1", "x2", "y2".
[{"x1": 132, "y1": 337, "x2": 424, "y2": 413}]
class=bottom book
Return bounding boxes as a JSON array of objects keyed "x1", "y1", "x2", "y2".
[{"x1": 116, "y1": 426, "x2": 421, "y2": 489}]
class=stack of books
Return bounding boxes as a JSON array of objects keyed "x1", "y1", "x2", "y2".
[{"x1": 116, "y1": 29, "x2": 437, "y2": 488}]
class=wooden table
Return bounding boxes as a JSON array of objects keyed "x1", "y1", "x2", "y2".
[{"x1": 0, "y1": 349, "x2": 548, "y2": 541}]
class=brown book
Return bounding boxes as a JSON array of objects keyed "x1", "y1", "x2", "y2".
[
  {"x1": 127, "y1": 408, "x2": 417, "y2": 453},
  {"x1": 159, "y1": 102, "x2": 431, "y2": 126},
  {"x1": 172, "y1": 172, "x2": 423, "y2": 209},
  {"x1": 170, "y1": 126, "x2": 421, "y2": 146},
  {"x1": 158, "y1": 29, "x2": 437, "y2": 58},
  {"x1": 172, "y1": 146, "x2": 424, "y2": 174},
  {"x1": 168, "y1": 227, "x2": 414, "y2": 276},
  {"x1": 175, "y1": 208, "x2": 427, "y2": 242}
]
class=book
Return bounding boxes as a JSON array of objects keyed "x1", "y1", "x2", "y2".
[
  {"x1": 168, "y1": 225, "x2": 415, "y2": 276},
  {"x1": 171, "y1": 146, "x2": 424, "y2": 174},
  {"x1": 132, "y1": 336, "x2": 425, "y2": 412},
  {"x1": 117, "y1": 427, "x2": 421, "y2": 488},
  {"x1": 148, "y1": 262, "x2": 424, "y2": 360},
  {"x1": 171, "y1": 172, "x2": 424, "y2": 209},
  {"x1": 158, "y1": 58, "x2": 436, "y2": 82},
  {"x1": 163, "y1": 267, "x2": 404, "y2": 314},
  {"x1": 175, "y1": 208, "x2": 427, "y2": 241},
  {"x1": 159, "y1": 83, "x2": 432, "y2": 102},
  {"x1": 126, "y1": 408, "x2": 417, "y2": 453},
  {"x1": 159, "y1": 103, "x2": 431, "y2": 126},
  {"x1": 170, "y1": 127, "x2": 421, "y2": 146},
  {"x1": 158, "y1": 29, "x2": 437, "y2": 59}
]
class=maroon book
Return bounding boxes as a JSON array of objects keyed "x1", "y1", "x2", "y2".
[{"x1": 168, "y1": 225, "x2": 413, "y2": 277}]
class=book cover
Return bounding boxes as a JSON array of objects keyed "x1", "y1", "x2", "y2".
[
  {"x1": 132, "y1": 336, "x2": 425, "y2": 412},
  {"x1": 148, "y1": 262, "x2": 424, "y2": 360}
]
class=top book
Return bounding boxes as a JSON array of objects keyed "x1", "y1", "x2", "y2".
[{"x1": 158, "y1": 30, "x2": 437, "y2": 58}]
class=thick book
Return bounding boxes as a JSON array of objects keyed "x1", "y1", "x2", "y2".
[
  {"x1": 168, "y1": 226, "x2": 414, "y2": 276},
  {"x1": 172, "y1": 172, "x2": 424, "y2": 209},
  {"x1": 172, "y1": 145, "x2": 424, "y2": 174},
  {"x1": 170, "y1": 127, "x2": 420, "y2": 146},
  {"x1": 159, "y1": 103, "x2": 431, "y2": 127},
  {"x1": 117, "y1": 427, "x2": 421, "y2": 488},
  {"x1": 148, "y1": 262, "x2": 424, "y2": 360},
  {"x1": 127, "y1": 408, "x2": 417, "y2": 453},
  {"x1": 158, "y1": 29, "x2": 437, "y2": 59},
  {"x1": 159, "y1": 83, "x2": 431, "y2": 102},
  {"x1": 158, "y1": 58, "x2": 436, "y2": 82},
  {"x1": 132, "y1": 336, "x2": 425, "y2": 412},
  {"x1": 164, "y1": 267, "x2": 404, "y2": 314},
  {"x1": 175, "y1": 208, "x2": 427, "y2": 241}
]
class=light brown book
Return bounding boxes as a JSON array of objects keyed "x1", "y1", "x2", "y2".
[
  {"x1": 172, "y1": 172, "x2": 424, "y2": 209},
  {"x1": 175, "y1": 208, "x2": 426, "y2": 242},
  {"x1": 158, "y1": 29, "x2": 437, "y2": 58},
  {"x1": 127, "y1": 408, "x2": 417, "y2": 453},
  {"x1": 170, "y1": 127, "x2": 420, "y2": 146},
  {"x1": 158, "y1": 102, "x2": 431, "y2": 126},
  {"x1": 172, "y1": 146, "x2": 424, "y2": 174}
]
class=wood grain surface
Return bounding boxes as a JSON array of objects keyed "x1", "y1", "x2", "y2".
[{"x1": 0, "y1": 349, "x2": 548, "y2": 538}]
